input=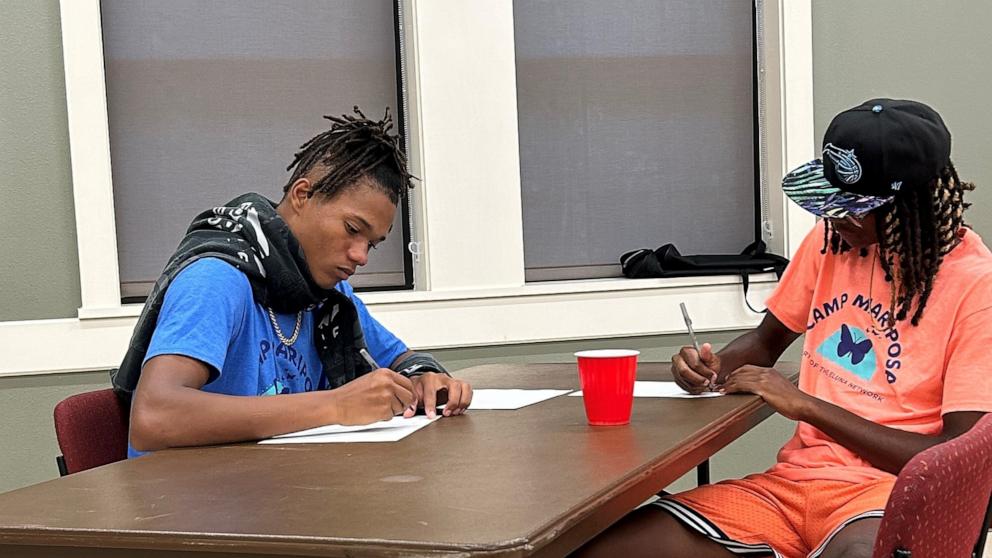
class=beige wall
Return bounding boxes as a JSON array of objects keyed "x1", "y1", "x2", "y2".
[
  {"x1": 0, "y1": 0, "x2": 80, "y2": 321},
  {"x1": 0, "y1": 371, "x2": 109, "y2": 491},
  {"x1": 812, "y1": 0, "x2": 992, "y2": 238},
  {"x1": 2, "y1": 0, "x2": 989, "y2": 496}
]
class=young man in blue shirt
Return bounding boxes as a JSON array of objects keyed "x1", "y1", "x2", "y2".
[{"x1": 115, "y1": 108, "x2": 472, "y2": 454}]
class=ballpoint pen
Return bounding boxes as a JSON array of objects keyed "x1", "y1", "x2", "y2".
[
  {"x1": 359, "y1": 348, "x2": 420, "y2": 415},
  {"x1": 358, "y1": 348, "x2": 380, "y2": 370},
  {"x1": 679, "y1": 302, "x2": 717, "y2": 391}
]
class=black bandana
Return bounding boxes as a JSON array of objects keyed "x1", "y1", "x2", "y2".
[{"x1": 110, "y1": 193, "x2": 374, "y2": 402}]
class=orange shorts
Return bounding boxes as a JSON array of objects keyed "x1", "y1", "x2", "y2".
[{"x1": 654, "y1": 473, "x2": 894, "y2": 558}]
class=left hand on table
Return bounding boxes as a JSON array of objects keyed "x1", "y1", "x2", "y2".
[
  {"x1": 403, "y1": 373, "x2": 473, "y2": 419},
  {"x1": 719, "y1": 365, "x2": 811, "y2": 420}
]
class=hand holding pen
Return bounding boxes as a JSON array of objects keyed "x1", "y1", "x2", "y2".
[
  {"x1": 359, "y1": 348, "x2": 418, "y2": 417},
  {"x1": 674, "y1": 303, "x2": 723, "y2": 393}
]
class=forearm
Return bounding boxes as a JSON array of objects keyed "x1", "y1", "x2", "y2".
[
  {"x1": 131, "y1": 386, "x2": 340, "y2": 451},
  {"x1": 798, "y1": 396, "x2": 947, "y2": 474}
]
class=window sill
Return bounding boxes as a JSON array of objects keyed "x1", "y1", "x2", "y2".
[
  {"x1": 363, "y1": 273, "x2": 777, "y2": 303},
  {"x1": 81, "y1": 273, "x2": 778, "y2": 348},
  {"x1": 77, "y1": 273, "x2": 777, "y2": 319},
  {"x1": 1, "y1": 274, "x2": 776, "y2": 377}
]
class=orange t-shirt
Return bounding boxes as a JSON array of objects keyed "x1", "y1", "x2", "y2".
[{"x1": 765, "y1": 221, "x2": 992, "y2": 483}]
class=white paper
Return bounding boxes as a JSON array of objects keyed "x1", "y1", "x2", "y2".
[
  {"x1": 258, "y1": 415, "x2": 439, "y2": 444},
  {"x1": 462, "y1": 389, "x2": 571, "y2": 410},
  {"x1": 568, "y1": 381, "x2": 724, "y2": 399}
]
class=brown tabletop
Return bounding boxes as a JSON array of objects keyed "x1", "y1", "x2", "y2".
[{"x1": 0, "y1": 362, "x2": 796, "y2": 558}]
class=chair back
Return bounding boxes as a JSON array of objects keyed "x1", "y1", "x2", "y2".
[
  {"x1": 873, "y1": 413, "x2": 992, "y2": 558},
  {"x1": 53, "y1": 388, "x2": 129, "y2": 475}
]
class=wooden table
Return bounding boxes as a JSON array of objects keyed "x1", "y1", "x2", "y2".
[{"x1": 0, "y1": 362, "x2": 795, "y2": 557}]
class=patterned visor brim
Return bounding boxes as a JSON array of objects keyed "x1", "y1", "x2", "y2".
[{"x1": 782, "y1": 159, "x2": 895, "y2": 219}]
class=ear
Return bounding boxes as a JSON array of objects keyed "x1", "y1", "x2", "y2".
[{"x1": 283, "y1": 178, "x2": 313, "y2": 215}]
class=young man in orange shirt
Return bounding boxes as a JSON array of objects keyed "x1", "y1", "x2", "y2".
[{"x1": 579, "y1": 99, "x2": 992, "y2": 557}]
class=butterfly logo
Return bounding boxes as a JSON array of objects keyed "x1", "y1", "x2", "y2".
[{"x1": 837, "y1": 324, "x2": 872, "y2": 365}]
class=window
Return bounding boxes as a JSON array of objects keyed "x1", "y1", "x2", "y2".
[
  {"x1": 514, "y1": 0, "x2": 759, "y2": 281},
  {"x1": 32, "y1": 0, "x2": 814, "y2": 378},
  {"x1": 101, "y1": 0, "x2": 411, "y2": 300}
]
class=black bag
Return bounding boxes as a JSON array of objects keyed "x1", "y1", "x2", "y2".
[{"x1": 619, "y1": 240, "x2": 789, "y2": 313}]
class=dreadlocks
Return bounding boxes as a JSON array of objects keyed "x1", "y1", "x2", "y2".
[
  {"x1": 284, "y1": 106, "x2": 414, "y2": 204},
  {"x1": 821, "y1": 162, "x2": 975, "y2": 326}
]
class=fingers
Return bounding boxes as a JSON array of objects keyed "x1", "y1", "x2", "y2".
[
  {"x1": 363, "y1": 371, "x2": 473, "y2": 421},
  {"x1": 456, "y1": 383, "x2": 473, "y2": 414},
  {"x1": 443, "y1": 381, "x2": 473, "y2": 416},
  {"x1": 404, "y1": 379, "x2": 424, "y2": 419},
  {"x1": 415, "y1": 375, "x2": 472, "y2": 418},
  {"x1": 422, "y1": 376, "x2": 439, "y2": 419},
  {"x1": 699, "y1": 343, "x2": 716, "y2": 366},
  {"x1": 671, "y1": 348, "x2": 715, "y2": 394},
  {"x1": 383, "y1": 371, "x2": 416, "y2": 416},
  {"x1": 683, "y1": 346, "x2": 719, "y2": 383},
  {"x1": 719, "y1": 376, "x2": 741, "y2": 394},
  {"x1": 671, "y1": 355, "x2": 706, "y2": 394},
  {"x1": 718, "y1": 365, "x2": 757, "y2": 394},
  {"x1": 403, "y1": 372, "x2": 419, "y2": 417},
  {"x1": 441, "y1": 383, "x2": 459, "y2": 417},
  {"x1": 670, "y1": 355, "x2": 699, "y2": 393},
  {"x1": 699, "y1": 342, "x2": 725, "y2": 386},
  {"x1": 390, "y1": 370, "x2": 415, "y2": 393}
]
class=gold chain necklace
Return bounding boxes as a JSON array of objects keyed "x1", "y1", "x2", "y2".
[{"x1": 266, "y1": 307, "x2": 303, "y2": 346}]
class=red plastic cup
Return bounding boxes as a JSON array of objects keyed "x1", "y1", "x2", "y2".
[{"x1": 574, "y1": 349, "x2": 639, "y2": 426}]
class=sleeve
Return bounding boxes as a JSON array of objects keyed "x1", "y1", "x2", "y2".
[
  {"x1": 335, "y1": 281, "x2": 409, "y2": 368},
  {"x1": 763, "y1": 221, "x2": 826, "y2": 333},
  {"x1": 941, "y1": 281, "x2": 992, "y2": 415},
  {"x1": 144, "y1": 258, "x2": 250, "y2": 383}
]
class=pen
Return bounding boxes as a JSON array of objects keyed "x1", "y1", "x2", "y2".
[
  {"x1": 679, "y1": 302, "x2": 716, "y2": 390},
  {"x1": 360, "y1": 348, "x2": 419, "y2": 415},
  {"x1": 358, "y1": 347, "x2": 380, "y2": 370},
  {"x1": 679, "y1": 302, "x2": 701, "y2": 353}
]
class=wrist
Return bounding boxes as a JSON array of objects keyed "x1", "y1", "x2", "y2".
[
  {"x1": 393, "y1": 351, "x2": 449, "y2": 378},
  {"x1": 793, "y1": 392, "x2": 819, "y2": 422},
  {"x1": 398, "y1": 363, "x2": 437, "y2": 377},
  {"x1": 317, "y1": 389, "x2": 346, "y2": 425}
]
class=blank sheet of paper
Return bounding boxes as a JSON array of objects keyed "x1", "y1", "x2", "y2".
[
  {"x1": 568, "y1": 381, "x2": 724, "y2": 399},
  {"x1": 464, "y1": 389, "x2": 572, "y2": 410},
  {"x1": 258, "y1": 416, "x2": 439, "y2": 444}
]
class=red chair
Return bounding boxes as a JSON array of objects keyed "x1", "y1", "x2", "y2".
[
  {"x1": 53, "y1": 388, "x2": 129, "y2": 475},
  {"x1": 873, "y1": 413, "x2": 992, "y2": 558}
]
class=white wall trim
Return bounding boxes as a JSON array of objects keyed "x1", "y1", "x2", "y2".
[
  {"x1": 778, "y1": 0, "x2": 818, "y2": 254},
  {"x1": 397, "y1": 0, "x2": 431, "y2": 291},
  {"x1": 59, "y1": 0, "x2": 124, "y2": 311},
  {"x1": 407, "y1": 0, "x2": 526, "y2": 290},
  {"x1": 8, "y1": 0, "x2": 813, "y2": 378}
]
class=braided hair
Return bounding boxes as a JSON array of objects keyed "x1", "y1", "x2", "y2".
[
  {"x1": 821, "y1": 162, "x2": 975, "y2": 326},
  {"x1": 284, "y1": 106, "x2": 414, "y2": 204}
]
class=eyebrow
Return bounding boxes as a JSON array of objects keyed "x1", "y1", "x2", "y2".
[{"x1": 353, "y1": 215, "x2": 391, "y2": 242}]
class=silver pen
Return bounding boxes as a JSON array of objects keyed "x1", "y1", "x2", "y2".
[
  {"x1": 358, "y1": 348, "x2": 380, "y2": 369},
  {"x1": 679, "y1": 302, "x2": 716, "y2": 390},
  {"x1": 359, "y1": 348, "x2": 417, "y2": 415},
  {"x1": 679, "y1": 302, "x2": 701, "y2": 354}
]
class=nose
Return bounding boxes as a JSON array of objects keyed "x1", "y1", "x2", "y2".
[{"x1": 348, "y1": 241, "x2": 369, "y2": 267}]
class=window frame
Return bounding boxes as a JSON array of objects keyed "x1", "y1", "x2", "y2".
[{"x1": 0, "y1": 0, "x2": 816, "y2": 377}]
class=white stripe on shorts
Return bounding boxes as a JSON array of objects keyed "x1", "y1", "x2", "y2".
[{"x1": 652, "y1": 498, "x2": 782, "y2": 557}]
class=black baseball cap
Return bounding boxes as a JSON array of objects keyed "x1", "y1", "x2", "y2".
[{"x1": 782, "y1": 98, "x2": 951, "y2": 218}]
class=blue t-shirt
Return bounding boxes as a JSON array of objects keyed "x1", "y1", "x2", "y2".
[{"x1": 128, "y1": 258, "x2": 407, "y2": 457}]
